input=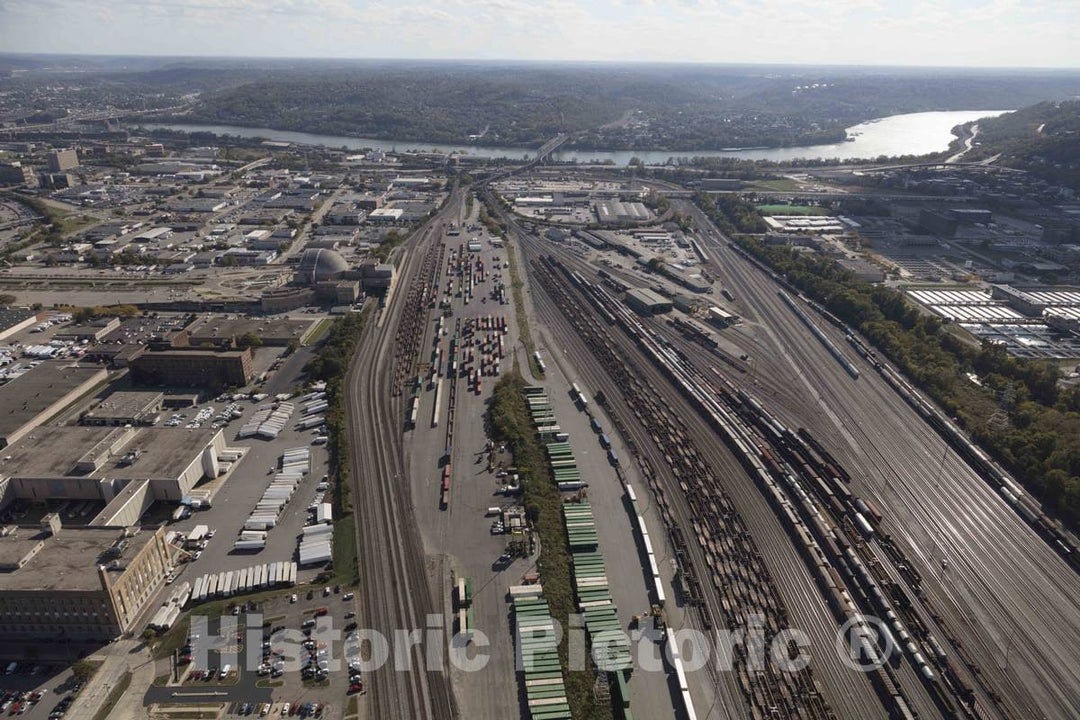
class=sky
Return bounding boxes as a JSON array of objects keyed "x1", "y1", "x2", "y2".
[{"x1": 0, "y1": 0, "x2": 1077, "y2": 69}]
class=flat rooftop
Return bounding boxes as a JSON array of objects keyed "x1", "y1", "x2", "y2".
[
  {"x1": 101, "y1": 316, "x2": 188, "y2": 345},
  {"x1": 0, "y1": 362, "x2": 107, "y2": 441},
  {"x1": 0, "y1": 307, "x2": 35, "y2": 333},
  {"x1": 0, "y1": 425, "x2": 218, "y2": 481},
  {"x1": 83, "y1": 390, "x2": 163, "y2": 422},
  {"x1": 0, "y1": 525, "x2": 157, "y2": 592},
  {"x1": 185, "y1": 316, "x2": 314, "y2": 345},
  {"x1": 626, "y1": 287, "x2": 670, "y2": 306}
]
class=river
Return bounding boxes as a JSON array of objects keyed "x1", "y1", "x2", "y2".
[{"x1": 140, "y1": 109, "x2": 1009, "y2": 165}]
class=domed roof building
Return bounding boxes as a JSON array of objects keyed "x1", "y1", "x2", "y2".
[{"x1": 296, "y1": 248, "x2": 350, "y2": 284}]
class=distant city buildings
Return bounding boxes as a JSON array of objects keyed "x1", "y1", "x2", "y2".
[
  {"x1": 46, "y1": 147, "x2": 79, "y2": 172},
  {"x1": 0, "y1": 161, "x2": 36, "y2": 187}
]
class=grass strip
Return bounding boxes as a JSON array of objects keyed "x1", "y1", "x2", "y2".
[
  {"x1": 505, "y1": 240, "x2": 544, "y2": 378},
  {"x1": 488, "y1": 370, "x2": 611, "y2": 720},
  {"x1": 91, "y1": 670, "x2": 132, "y2": 720}
]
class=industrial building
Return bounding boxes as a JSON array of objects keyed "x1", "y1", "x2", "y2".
[
  {"x1": 0, "y1": 307, "x2": 39, "y2": 342},
  {"x1": 992, "y1": 284, "x2": 1080, "y2": 316},
  {"x1": 762, "y1": 215, "x2": 849, "y2": 234},
  {"x1": 359, "y1": 261, "x2": 394, "y2": 292},
  {"x1": 261, "y1": 286, "x2": 316, "y2": 313},
  {"x1": 185, "y1": 316, "x2": 315, "y2": 348},
  {"x1": 707, "y1": 305, "x2": 738, "y2": 327},
  {"x1": 625, "y1": 287, "x2": 673, "y2": 315},
  {"x1": 596, "y1": 200, "x2": 649, "y2": 224},
  {"x1": 315, "y1": 279, "x2": 361, "y2": 305},
  {"x1": 367, "y1": 207, "x2": 404, "y2": 223},
  {"x1": 0, "y1": 517, "x2": 173, "y2": 640},
  {"x1": 295, "y1": 247, "x2": 350, "y2": 285},
  {"x1": 0, "y1": 362, "x2": 108, "y2": 448},
  {"x1": 0, "y1": 424, "x2": 229, "y2": 513},
  {"x1": 81, "y1": 390, "x2": 164, "y2": 427},
  {"x1": 47, "y1": 148, "x2": 80, "y2": 172},
  {"x1": 54, "y1": 316, "x2": 122, "y2": 342},
  {"x1": 130, "y1": 348, "x2": 254, "y2": 391}
]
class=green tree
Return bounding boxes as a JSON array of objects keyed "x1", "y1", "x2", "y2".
[{"x1": 237, "y1": 332, "x2": 263, "y2": 349}]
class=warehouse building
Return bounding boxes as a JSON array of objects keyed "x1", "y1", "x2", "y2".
[
  {"x1": 367, "y1": 207, "x2": 404, "y2": 223},
  {"x1": 625, "y1": 287, "x2": 673, "y2": 315},
  {"x1": 596, "y1": 200, "x2": 650, "y2": 224},
  {"x1": 0, "y1": 307, "x2": 39, "y2": 342},
  {"x1": 0, "y1": 424, "x2": 228, "y2": 510},
  {"x1": 0, "y1": 362, "x2": 108, "y2": 449},
  {"x1": 0, "y1": 517, "x2": 173, "y2": 640},
  {"x1": 131, "y1": 349, "x2": 254, "y2": 391},
  {"x1": 54, "y1": 316, "x2": 122, "y2": 343},
  {"x1": 186, "y1": 316, "x2": 314, "y2": 348},
  {"x1": 707, "y1": 305, "x2": 738, "y2": 327},
  {"x1": 81, "y1": 390, "x2": 164, "y2": 427},
  {"x1": 763, "y1": 215, "x2": 848, "y2": 235}
]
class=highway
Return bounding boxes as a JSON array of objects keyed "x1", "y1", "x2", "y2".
[
  {"x1": 658, "y1": 188, "x2": 990, "y2": 202},
  {"x1": 677, "y1": 198, "x2": 1080, "y2": 719},
  {"x1": 0, "y1": 102, "x2": 195, "y2": 134},
  {"x1": 344, "y1": 188, "x2": 464, "y2": 720}
]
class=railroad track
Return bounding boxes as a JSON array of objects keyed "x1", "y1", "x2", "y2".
[
  {"x1": 527, "y1": 252, "x2": 838, "y2": 720},
  {"x1": 478, "y1": 176, "x2": 1080, "y2": 719},
  {"x1": 346, "y1": 193, "x2": 463, "y2": 720},
  {"x1": 678, "y1": 198, "x2": 1080, "y2": 719}
]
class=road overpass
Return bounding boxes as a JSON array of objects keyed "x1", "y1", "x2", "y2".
[{"x1": 657, "y1": 188, "x2": 983, "y2": 203}]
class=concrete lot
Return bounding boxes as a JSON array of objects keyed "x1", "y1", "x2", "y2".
[
  {"x1": 403, "y1": 199, "x2": 693, "y2": 719},
  {"x1": 405, "y1": 209, "x2": 529, "y2": 718},
  {"x1": 168, "y1": 398, "x2": 331, "y2": 589},
  {"x1": 536, "y1": 336, "x2": 688, "y2": 720}
]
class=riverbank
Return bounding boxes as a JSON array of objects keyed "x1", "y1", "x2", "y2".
[{"x1": 139, "y1": 109, "x2": 1010, "y2": 166}]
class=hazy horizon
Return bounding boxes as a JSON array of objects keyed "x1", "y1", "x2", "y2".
[
  {"x1": 4, "y1": 52, "x2": 1080, "y2": 74},
  {"x1": 1, "y1": 0, "x2": 1077, "y2": 70}
]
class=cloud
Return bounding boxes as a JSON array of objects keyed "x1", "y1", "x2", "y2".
[{"x1": 0, "y1": 0, "x2": 1076, "y2": 67}]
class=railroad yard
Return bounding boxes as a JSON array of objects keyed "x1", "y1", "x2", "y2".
[
  {"x1": 4, "y1": 52, "x2": 1080, "y2": 720},
  {"x1": 332, "y1": 160, "x2": 1080, "y2": 720}
]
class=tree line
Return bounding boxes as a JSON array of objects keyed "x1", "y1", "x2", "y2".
[{"x1": 736, "y1": 235, "x2": 1080, "y2": 525}]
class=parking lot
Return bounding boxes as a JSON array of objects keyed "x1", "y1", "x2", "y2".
[
  {"x1": 403, "y1": 210, "x2": 537, "y2": 718},
  {"x1": 0, "y1": 663, "x2": 81, "y2": 720},
  {"x1": 167, "y1": 385, "x2": 333, "y2": 593},
  {"x1": 147, "y1": 587, "x2": 360, "y2": 719}
]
